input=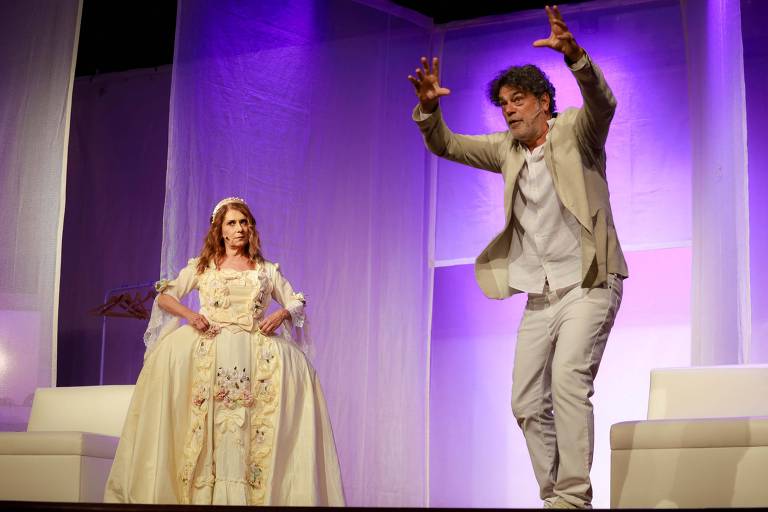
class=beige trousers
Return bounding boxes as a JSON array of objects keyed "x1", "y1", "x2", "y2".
[{"x1": 511, "y1": 274, "x2": 623, "y2": 508}]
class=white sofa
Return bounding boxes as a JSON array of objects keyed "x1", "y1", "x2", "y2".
[
  {"x1": 0, "y1": 385, "x2": 134, "y2": 502},
  {"x1": 610, "y1": 365, "x2": 768, "y2": 508}
]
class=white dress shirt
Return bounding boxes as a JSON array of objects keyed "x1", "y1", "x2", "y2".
[{"x1": 508, "y1": 118, "x2": 582, "y2": 294}]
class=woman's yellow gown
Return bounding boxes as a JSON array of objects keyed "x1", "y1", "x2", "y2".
[{"x1": 104, "y1": 259, "x2": 345, "y2": 505}]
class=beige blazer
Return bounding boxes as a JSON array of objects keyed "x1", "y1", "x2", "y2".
[{"x1": 414, "y1": 54, "x2": 628, "y2": 299}]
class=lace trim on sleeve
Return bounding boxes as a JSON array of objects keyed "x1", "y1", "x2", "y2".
[
  {"x1": 143, "y1": 258, "x2": 198, "y2": 357},
  {"x1": 143, "y1": 293, "x2": 180, "y2": 357},
  {"x1": 269, "y1": 262, "x2": 313, "y2": 357},
  {"x1": 286, "y1": 292, "x2": 306, "y2": 328},
  {"x1": 281, "y1": 291, "x2": 312, "y2": 357}
]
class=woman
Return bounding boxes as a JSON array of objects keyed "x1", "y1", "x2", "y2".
[{"x1": 105, "y1": 197, "x2": 345, "y2": 506}]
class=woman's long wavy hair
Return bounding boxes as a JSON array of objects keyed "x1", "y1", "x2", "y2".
[{"x1": 196, "y1": 201, "x2": 264, "y2": 274}]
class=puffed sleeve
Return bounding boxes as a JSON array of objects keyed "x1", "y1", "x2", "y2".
[
  {"x1": 269, "y1": 262, "x2": 311, "y2": 355},
  {"x1": 269, "y1": 262, "x2": 304, "y2": 326},
  {"x1": 143, "y1": 258, "x2": 200, "y2": 357}
]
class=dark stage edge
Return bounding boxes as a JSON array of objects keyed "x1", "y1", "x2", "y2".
[
  {"x1": 0, "y1": 503, "x2": 707, "y2": 512},
  {"x1": 0, "y1": 504, "x2": 545, "y2": 512},
  {"x1": 0, "y1": 503, "x2": 613, "y2": 512},
  {"x1": 0, "y1": 503, "x2": 548, "y2": 511}
]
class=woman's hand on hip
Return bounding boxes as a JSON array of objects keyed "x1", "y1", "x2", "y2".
[
  {"x1": 258, "y1": 309, "x2": 290, "y2": 335},
  {"x1": 187, "y1": 312, "x2": 210, "y2": 332}
]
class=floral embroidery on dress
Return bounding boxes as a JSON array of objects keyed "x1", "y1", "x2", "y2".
[
  {"x1": 215, "y1": 366, "x2": 253, "y2": 408},
  {"x1": 180, "y1": 462, "x2": 195, "y2": 486},
  {"x1": 253, "y1": 378, "x2": 276, "y2": 403},
  {"x1": 250, "y1": 268, "x2": 270, "y2": 320},
  {"x1": 179, "y1": 336, "x2": 215, "y2": 503},
  {"x1": 253, "y1": 422, "x2": 268, "y2": 444},
  {"x1": 259, "y1": 345, "x2": 276, "y2": 366},
  {"x1": 246, "y1": 331, "x2": 280, "y2": 503},
  {"x1": 209, "y1": 278, "x2": 231, "y2": 309},
  {"x1": 154, "y1": 278, "x2": 171, "y2": 293},
  {"x1": 250, "y1": 294, "x2": 266, "y2": 318},
  {"x1": 192, "y1": 385, "x2": 208, "y2": 407},
  {"x1": 247, "y1": 462, "x2": 265, "y2": 489}
]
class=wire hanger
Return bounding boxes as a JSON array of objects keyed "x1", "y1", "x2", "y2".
[{"x1": 90, "y1": 289, "x2": 156, "y2": 320}]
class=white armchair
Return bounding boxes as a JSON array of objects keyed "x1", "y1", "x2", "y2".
[
  {"x1": 610, "y1": 365, "x2": 768, "y2": 508},
  {"x1": 0, "y1": 385, "x2": 134, "y2": 502}
]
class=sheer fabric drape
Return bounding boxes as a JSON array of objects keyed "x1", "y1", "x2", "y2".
[
  {"x1": 0, "y1": 0, "x2": 81, "y2": 429},
  {"x1": 682, "y1": 0, "x2": 751, "y2": 365},
  {"x1": 164, "y1": 0, "x2": 431, "y2": 505}
]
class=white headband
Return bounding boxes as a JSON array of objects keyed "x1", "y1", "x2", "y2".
[{"x1": 211, "y1": 197, "x2": 247, "y2": 223}]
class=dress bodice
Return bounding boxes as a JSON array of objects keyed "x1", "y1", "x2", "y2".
[
  {"x1": 198, "y1": 266, "x2": 271, "y2": 332},
  {"x1": 145, "y1": 258, "x2": 306, "y2": 352}
]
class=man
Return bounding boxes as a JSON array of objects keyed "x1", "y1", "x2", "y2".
[{"x1": 408, "y1": 5, "x2": 628, "y2": 509}]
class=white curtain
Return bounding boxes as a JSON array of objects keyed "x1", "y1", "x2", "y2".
[
  {"x1": 683, "y1": 0, "x2": 751, "y2": 365},
  {"x1": 164, "y1": 0, "x2": 432, "y2": 505},
  {"x1": 0, "y1": 0, "x2": 81, "y2": 430}
]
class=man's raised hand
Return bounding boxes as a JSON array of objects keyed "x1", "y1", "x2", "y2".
[
  {"x1": 532, "y1": 5, "x2": 585, "y2": 63},
  {"x1": 407, "y1": 56, "x2": 451, "y2": 114}
]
